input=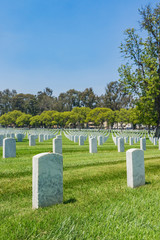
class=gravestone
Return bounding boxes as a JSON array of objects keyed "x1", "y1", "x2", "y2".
[
  {"x1": 79, "y1": 135, "x2": 84, "y2": 145},
  {"x1": 3, "y1": 138, "x2": 16, "y2": 158},
  {"x1": 140, "y1": 138, "x2": 146, "y2": 151},
  {"x1": 29, "y1": 135, "x2": 36, "y2": 146},
  {"x1": 159, "y1": 139, "x2": 160, "y2": 150},
  {"x1": 153, "y1": 137, "x2": 158, "y2": 145},
  {"x1": 0, "y1": 135, "x2": 4, "y2": 146},
  {"x1": 118, "y1": 138, "x2": 124, "y2": 152},
  {"x1": 74, "y1": 135, "x2": 79, "y2": 143},
  {"x1": 11, "y1": 133, "x2": 15, "y2": 138},
  {"x1": 89, "y1": 137, "x2": 97, "y2": 153},
  {"x1": 32, "y1": 152, "x2": 63, "y2": 209},
  {"x1": 17, "y1": 133, "x2": 23, "y2": 142},
  {"x1": 129, "y1": 137, "x2": 134, "y2": 145},
  {"x1": 39, "y1": 134, "x2": 44, "y2": 142},
  {"x1": 44, "y1": 135, "x2": 48, "y2": 141},
  {"x1": 98, "y1": 136, "x2": 103, "y2": 145},
  {"x1": 124, "y1": 137, "x2": 128, "y2": 143},
  {"x1": 126, "y1": 149, "x2": 145, "y2": 188},
  {"x1": 53, "y1": 137, "x2": 62, "y2": 154}
]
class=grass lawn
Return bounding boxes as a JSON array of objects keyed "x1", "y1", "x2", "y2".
[{"x1": 0, "y1": 133, "x2": 160, "y2": 240}]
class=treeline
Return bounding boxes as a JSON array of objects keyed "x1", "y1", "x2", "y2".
[
  {"x1": 0, "y1": 81, "x2": 133, "y2": 116},
  {"x1": 0, "y1": 107, "x2": 147, "y2": 129}
]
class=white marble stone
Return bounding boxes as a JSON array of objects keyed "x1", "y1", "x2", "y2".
[
  {"x1": 39, "y1": 134, "x2": 44, "y2": 142},
  {"x1": 3, "y1": 138, "x2": 16, "y2": 158},
  {"x1": 29, "y1": 135, "x2": 36, "y2": 146},
  {"x1": 126, "y1": 149, "x2": 145, "y2": 188},
  {"x1": 89, "y1": 137, "x2": 97, "y2": 153},
  {"x1": 124, "y1": 137, "x2": 128, "y2": 143},
  {"x1": 140, "y1": 138, "x2": 146, "y2": 151},
  {"x1": 118, "y1": 138, "x2": 124, "y2": 152},
  {"x1": 53, "y1": 137, "x2": 62, "y2": 154},
  {"x1": 129, "y1": 137, "x2": 134, "y2": 145},
  {"x1": 32, "y1": 152, "x2": 63, "y2": 209},
  {"x1": 98, "y1": 136, "x2": 103, "y2": 145},
  {"x1": 74, "y1": 135, "x2": 79, "y2": 143},
  {"x1": 79, "y1": 136, "x2": 84, "y2": 145},
  {"x1": 0, "y1": 135, "x2": 4, "y2": 146},
  {"x1": 17, "y1": 133, "x2": 23, "y2": 142},
  {"x1": 153, "y1": 137, "x2": 158, "y2": 145}
]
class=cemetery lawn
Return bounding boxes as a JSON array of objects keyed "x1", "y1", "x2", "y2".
[{"x1": 0, "y1": 133, "x2": 160, "y2": 240}]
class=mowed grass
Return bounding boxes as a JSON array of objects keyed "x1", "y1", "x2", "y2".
[{"x1": 0, "y1": 133, "x2": 160, "y2": 240}]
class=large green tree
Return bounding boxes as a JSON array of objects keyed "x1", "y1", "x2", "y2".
[{"x1": 119, "y1": 3, "x2": 160, "y2": 135}]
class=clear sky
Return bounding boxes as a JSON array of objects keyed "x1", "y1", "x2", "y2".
[{"x1": 0, "y1": 0, "x2": 159, "y2": 96}]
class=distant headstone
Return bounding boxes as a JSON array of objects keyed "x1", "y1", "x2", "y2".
[
  {"x1": 3, "y1": 138, "x2": 16, "y2": 158},
  {"x1": 32, "y1": 152, "x2": 63, "y2": 209},
  {"x1": 53, "y1": 137, "x2": 62, "y2": 154},
  {"x1": 129, "y1": 137, "x2": 134, "y2": 145},
  {"x1": 79, "y1": 135, "x2": 84, "y2": 145},
  {"x1": 74, "y1": 135, "x2": 79, "y2": 143},
  {"x1": 140, "y1": 138, "x2": 146, "y2": 151},
  {"x1": 98, "y1": 136, "x2": 103, "y2": 145},
  {"x1": 126, "y1": 149, "x2": 145, "y2": 188},
  {"x1": 39, "y1": 134, "x2": 44, "y2": 142},
  {"x1": 0, "y1": 135, "x2": 4, "y2": 146},
  {"x1": 29, "y1": 135, "x2": 36, "y2": 146},
  {"x1": 89, "y1": 137, "x2": 97, "y2": 153},
  {"x1": 118, "y1": 138, "x2": 124, "y2": 152},
  {"x1": 17, "y1": 133, "x2": 23, "y2": 142},
  {"x1": 153, "y1": 137, "x2": 158, "y2": 145}
]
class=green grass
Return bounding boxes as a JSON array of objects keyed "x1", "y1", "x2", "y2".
[{"x1": 0, "y1": 133, "x2": 160, "y2": 239}]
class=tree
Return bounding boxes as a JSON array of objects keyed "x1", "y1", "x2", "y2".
[
  {"x1": 0, "y1": 89, "x2": 17, "y2": 115},
  {"x1": 37, "y1": 88, "x2": 56, "y2": 113},
  {"x1": 58, "y1": 89, "x2": 81, "y2": 111},
  {"x1": 119, "y1": 3, "x2": 160, "y2": 135},
  {"x1": 103, "y1": 81, "x2": 133, "y2": 110},
  {"x1": 68, "y1": 107, "x2": 91, "y2": 128},
  {"x1": 30, "y1": 115, "x2": 41, "y2": 128},
  {"x1": 16, "y1": 113, "x2": 32, "y2": 127},
  {"x1": 86, "y1": 107, "x2": 113, "y2": 128},
  {"x1": 0, "y1": 110, "x2": 23, "y2": 127},
  {"x1": 117, "y1": 108, "x2": 130, "y2": 128},
  {"x1": 12, "y1": 93, "x2": 39, "y2": 115},
  {"x1": 80, "y1": 88, "x2": 97, "y2": 108}
]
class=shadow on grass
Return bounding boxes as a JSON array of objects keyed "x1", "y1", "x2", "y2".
[
  {"x1": 63, "y1": 198, "x2": 77, "y2": 204},
  {"x1": 0, "y1": 170, "x2": 31, "y2": 179},
  {"x1": 145, "y1": 181, "x2": 151, "y2": 185}
]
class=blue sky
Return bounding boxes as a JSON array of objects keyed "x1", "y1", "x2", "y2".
[{"x1": 0, "y1": 0, "x2": 159, "y2": 96}]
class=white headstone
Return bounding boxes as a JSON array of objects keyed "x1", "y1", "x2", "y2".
[
  {"x1": 140, "y1": 138, "x2": 146, "y2": 150},
  {"x1": 32, "y1": 152, "x2": 63, "y2": 209},
  {"x1": 98, "y1": 136, "x2": 103, "y2": 145},
  {"x1": 3, "y1": 138, "x2": 16, "y2": 158},
  {"x1": 129, "y1": 137, "x2": 134, "y2": 145},
  {"x1": 79, "y1": 136, "x2": 84, "y2": 145},
  {"x1": 53, "y1": 137, "x2": 62, "y2": 154},
  {"x1": 118, "y1": 138, "x2": 124, "y2": 152},
  {"x1": 74, "y1": 135, "x2": 79, "y2": 143},
  {"x1": 17, "y1": 133, "x2": 23, "y2": 142},
  {"x1": 39, "y1": 134, "x2": 44, "y2": 142},
  {"x1": 89, "y1": 137, "x2": 97, "y2": 153},
  {"x1": 29, "y1": 135, "x2": 36, "y2": 146},
  {"x1": 0, "y1": 135, "x2": 4, "y2": 146},
  {"x1": 126, "y1": 149, "x2": 145, "y2": 188}
]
